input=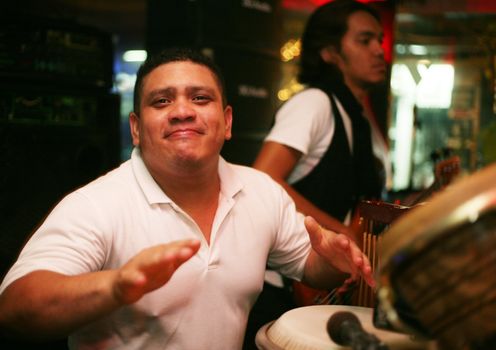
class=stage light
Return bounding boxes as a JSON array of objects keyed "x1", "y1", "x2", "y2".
[{"x1": 122, "y1": 50, "x2": 147, "y2": 62}]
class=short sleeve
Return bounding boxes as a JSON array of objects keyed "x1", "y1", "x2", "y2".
[
  {"x1": 266, "y1": 183, "x2": 312, "y2": 281},
  {"x1": 264, "y1": 88, "x2": 333, "y2": 156},
  {"x1": 264, "y1": 88, "x2": 335, "y2": 183},
  {"x1": 0, "y1": 191, "x2": 110, "y2": 294}
]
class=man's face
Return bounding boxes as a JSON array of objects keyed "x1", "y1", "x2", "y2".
[
  {"x1": 334, "y1": 11, "x2": 386, "y2": 90},
  {"x1": 129, "y1": 61, "x2": 232, "y2": 173}
]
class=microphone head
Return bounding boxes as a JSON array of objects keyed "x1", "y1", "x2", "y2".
[{"x1": 327, "y1": 311, "x2": 362, "y2": 345}]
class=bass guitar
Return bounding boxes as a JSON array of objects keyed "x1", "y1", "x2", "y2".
[{"x1": 292, "y1": 149, "x2": 461, "y2": 307}]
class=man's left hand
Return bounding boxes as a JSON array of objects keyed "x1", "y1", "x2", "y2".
[{"x1": 305, "y1": 216, "x2": 375, "y2": 288}]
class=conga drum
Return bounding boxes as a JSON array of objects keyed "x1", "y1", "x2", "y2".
[
  {"x1": 255, "y1": 305, "x2": 430, "y2": 349},
  {"x1": 377, "y1": 164, "x2": 496, "y2": 349}
]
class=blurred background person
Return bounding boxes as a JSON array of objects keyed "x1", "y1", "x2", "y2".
[
  {"x1": 246, "y1": 1, "x2": 390, "y2": 347},
  {"x1": 254, "y1": 0, "x2": 388, "y2": 235}
]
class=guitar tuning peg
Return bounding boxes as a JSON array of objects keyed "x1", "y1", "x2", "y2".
[
  {"x1": 442, "y1": 147, "x2": 454, "y2": 158},
  {"x1": 430, "y1": 149, "x2": 441, "y2": 162}
]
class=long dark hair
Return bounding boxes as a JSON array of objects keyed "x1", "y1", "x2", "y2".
[{"x1": 298, "y1": 0, "x2": 380, "y2": 86}]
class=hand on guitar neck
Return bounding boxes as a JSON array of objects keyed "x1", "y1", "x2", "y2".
[
  {"x1": 403, "y1": 147, "x2": 461, "y2": 206},
  {"x1": 434, "y1": 155, "x2": 461, "y2": 190}
]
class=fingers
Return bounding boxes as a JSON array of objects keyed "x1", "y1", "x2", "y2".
[
  {"x1": 345, "y1": 241, "x2": 375, "y2": 288},
  {"x1": 305, "y1": 215, "x2": 376, "y2": 288},
  {"x1": 144, "y1": 239, "x2": 201, "y2": 282},
  {"x1": 115, "y1": 239, "x2": 201, "y2": 304},
  {"x1": 160, "y1": 239, "x2": 201, "y2": 268}
]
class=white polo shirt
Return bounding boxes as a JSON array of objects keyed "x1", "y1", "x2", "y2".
[{"x1": 0, "y1": 148, "x2": 311, "y2": 350}]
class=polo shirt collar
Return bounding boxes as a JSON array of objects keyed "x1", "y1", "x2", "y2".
[
  {"x1": 131, "y1": 148, "x2": 243, "y2": 205},
  {"x1": 131, "y1": 147, "x2": 171, "y2": 204},
  {"x1": 218, "y1": 157, "x2": 244, "y2": 200}
]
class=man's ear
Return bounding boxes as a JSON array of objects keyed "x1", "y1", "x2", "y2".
[
  {"x1": 129, "y1": 112, "x2": 140, "y2": 146},
  {"x1": 224, "y1": 105, "x2": 233, "y2": 141},
  {"x1": 320, "y1": 47, "x2": 339, "y2": 64}
]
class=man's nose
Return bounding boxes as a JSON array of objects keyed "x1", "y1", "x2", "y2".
[
  {"x1": 374, "y1": 40, "x2": 385, "y2": 56},
  {"x1": 168, "y1": 99, "x2": 196, "y2": 122}
]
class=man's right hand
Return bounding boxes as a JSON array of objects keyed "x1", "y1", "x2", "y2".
[{"x1": 113, "y1": 239, "x2": 201, "y2": 305}]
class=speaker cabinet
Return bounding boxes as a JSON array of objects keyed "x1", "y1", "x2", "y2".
[
  {"x1": 146, "y1": 0, "x2": 285, "y2": 165},
  {"x1": 146, "y1": 0, "x2": 283, "y2": 56},
  {"x1": 211, "y1": 48, "x2": 283, "y2": 164}
]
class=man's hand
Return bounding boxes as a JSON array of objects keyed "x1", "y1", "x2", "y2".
[
  {"x1": 113, "y1": 239, "x2": 201, "y2": 304},
  {"x1": 305, "y1": 216, "x2": 375, "y2": 288}
]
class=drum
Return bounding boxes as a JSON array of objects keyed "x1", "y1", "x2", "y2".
[
  {"x1": 378, "y1": 164, "x2": 496, "y2": 349},
  {"x1": 255, "y1": 305, "x2": 430, "y2": 349}
]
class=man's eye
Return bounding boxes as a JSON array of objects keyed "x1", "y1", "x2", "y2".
[
  {"x1": 193, "y1": 95, "x2": 211, "y2": 102},
  {"x1": 155, "y1": 98, "x2": 170, "y2": 105}
]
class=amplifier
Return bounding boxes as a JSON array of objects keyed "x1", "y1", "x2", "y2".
[
  {"x1": 0, "y1": 86, "x2": 121, "y2": 279},
  {"x1": 146, "y1": 0, "x2": 283, "y2": 57}
]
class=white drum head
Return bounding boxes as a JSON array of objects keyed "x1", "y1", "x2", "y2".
[{"x1": 255, "y1": 305, "x2": 429, "y2": 350}]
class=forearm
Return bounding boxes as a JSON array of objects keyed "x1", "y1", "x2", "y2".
[
  {"x1": 278, "y1": 182, "x2": 357, "y2": 238},
  {"x1": 253, "y1": 142, "x2": 355, "y2": 239},
  {"x1": 0, "y1": 270, "x2": 121, "y2": 339},
  {"x1": 0, "y1": 240, "x2": 201, "y2": 340},
  {"x1": 301, "y1": 250, "x2": 347, "y2": 290}
]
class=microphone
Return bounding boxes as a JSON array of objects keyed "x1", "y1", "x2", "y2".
[{"x1": 327, "y1": 311, "x2": 389, "y2": 350}]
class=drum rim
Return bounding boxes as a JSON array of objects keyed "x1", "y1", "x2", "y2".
[
  {"x1": 255, "y1": 321, "x2": 286, "y2": 350},
  {"x1": 377, "y1": 163, "x2": 496, "y2": 335}
]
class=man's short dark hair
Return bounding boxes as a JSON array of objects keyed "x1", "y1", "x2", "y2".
[
  {"x1": 298, "y1": 0, "x2": 381, "y2": 86},
  {"x1": 133, "y1": 47, "x2": 227, "y2": 114}
]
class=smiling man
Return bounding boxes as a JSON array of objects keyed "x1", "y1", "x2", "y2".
[{"x1": 0, "y1": 48, "x2": 374, "y2": 350}]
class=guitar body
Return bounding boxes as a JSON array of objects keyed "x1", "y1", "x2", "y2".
[{"x1": 292, "y1": 282, "x2": 329, "y2": 306}]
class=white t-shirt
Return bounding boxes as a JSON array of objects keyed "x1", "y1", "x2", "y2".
[
  {"x1": 265, "y1": 87, "x2": 391, "y2": 189},
  {"x1": 0, "y1": 148, "x2": 311, "y2": 350},
  {"x1": 265, "y1": 88, "x2": 353, "y2": 184}
]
